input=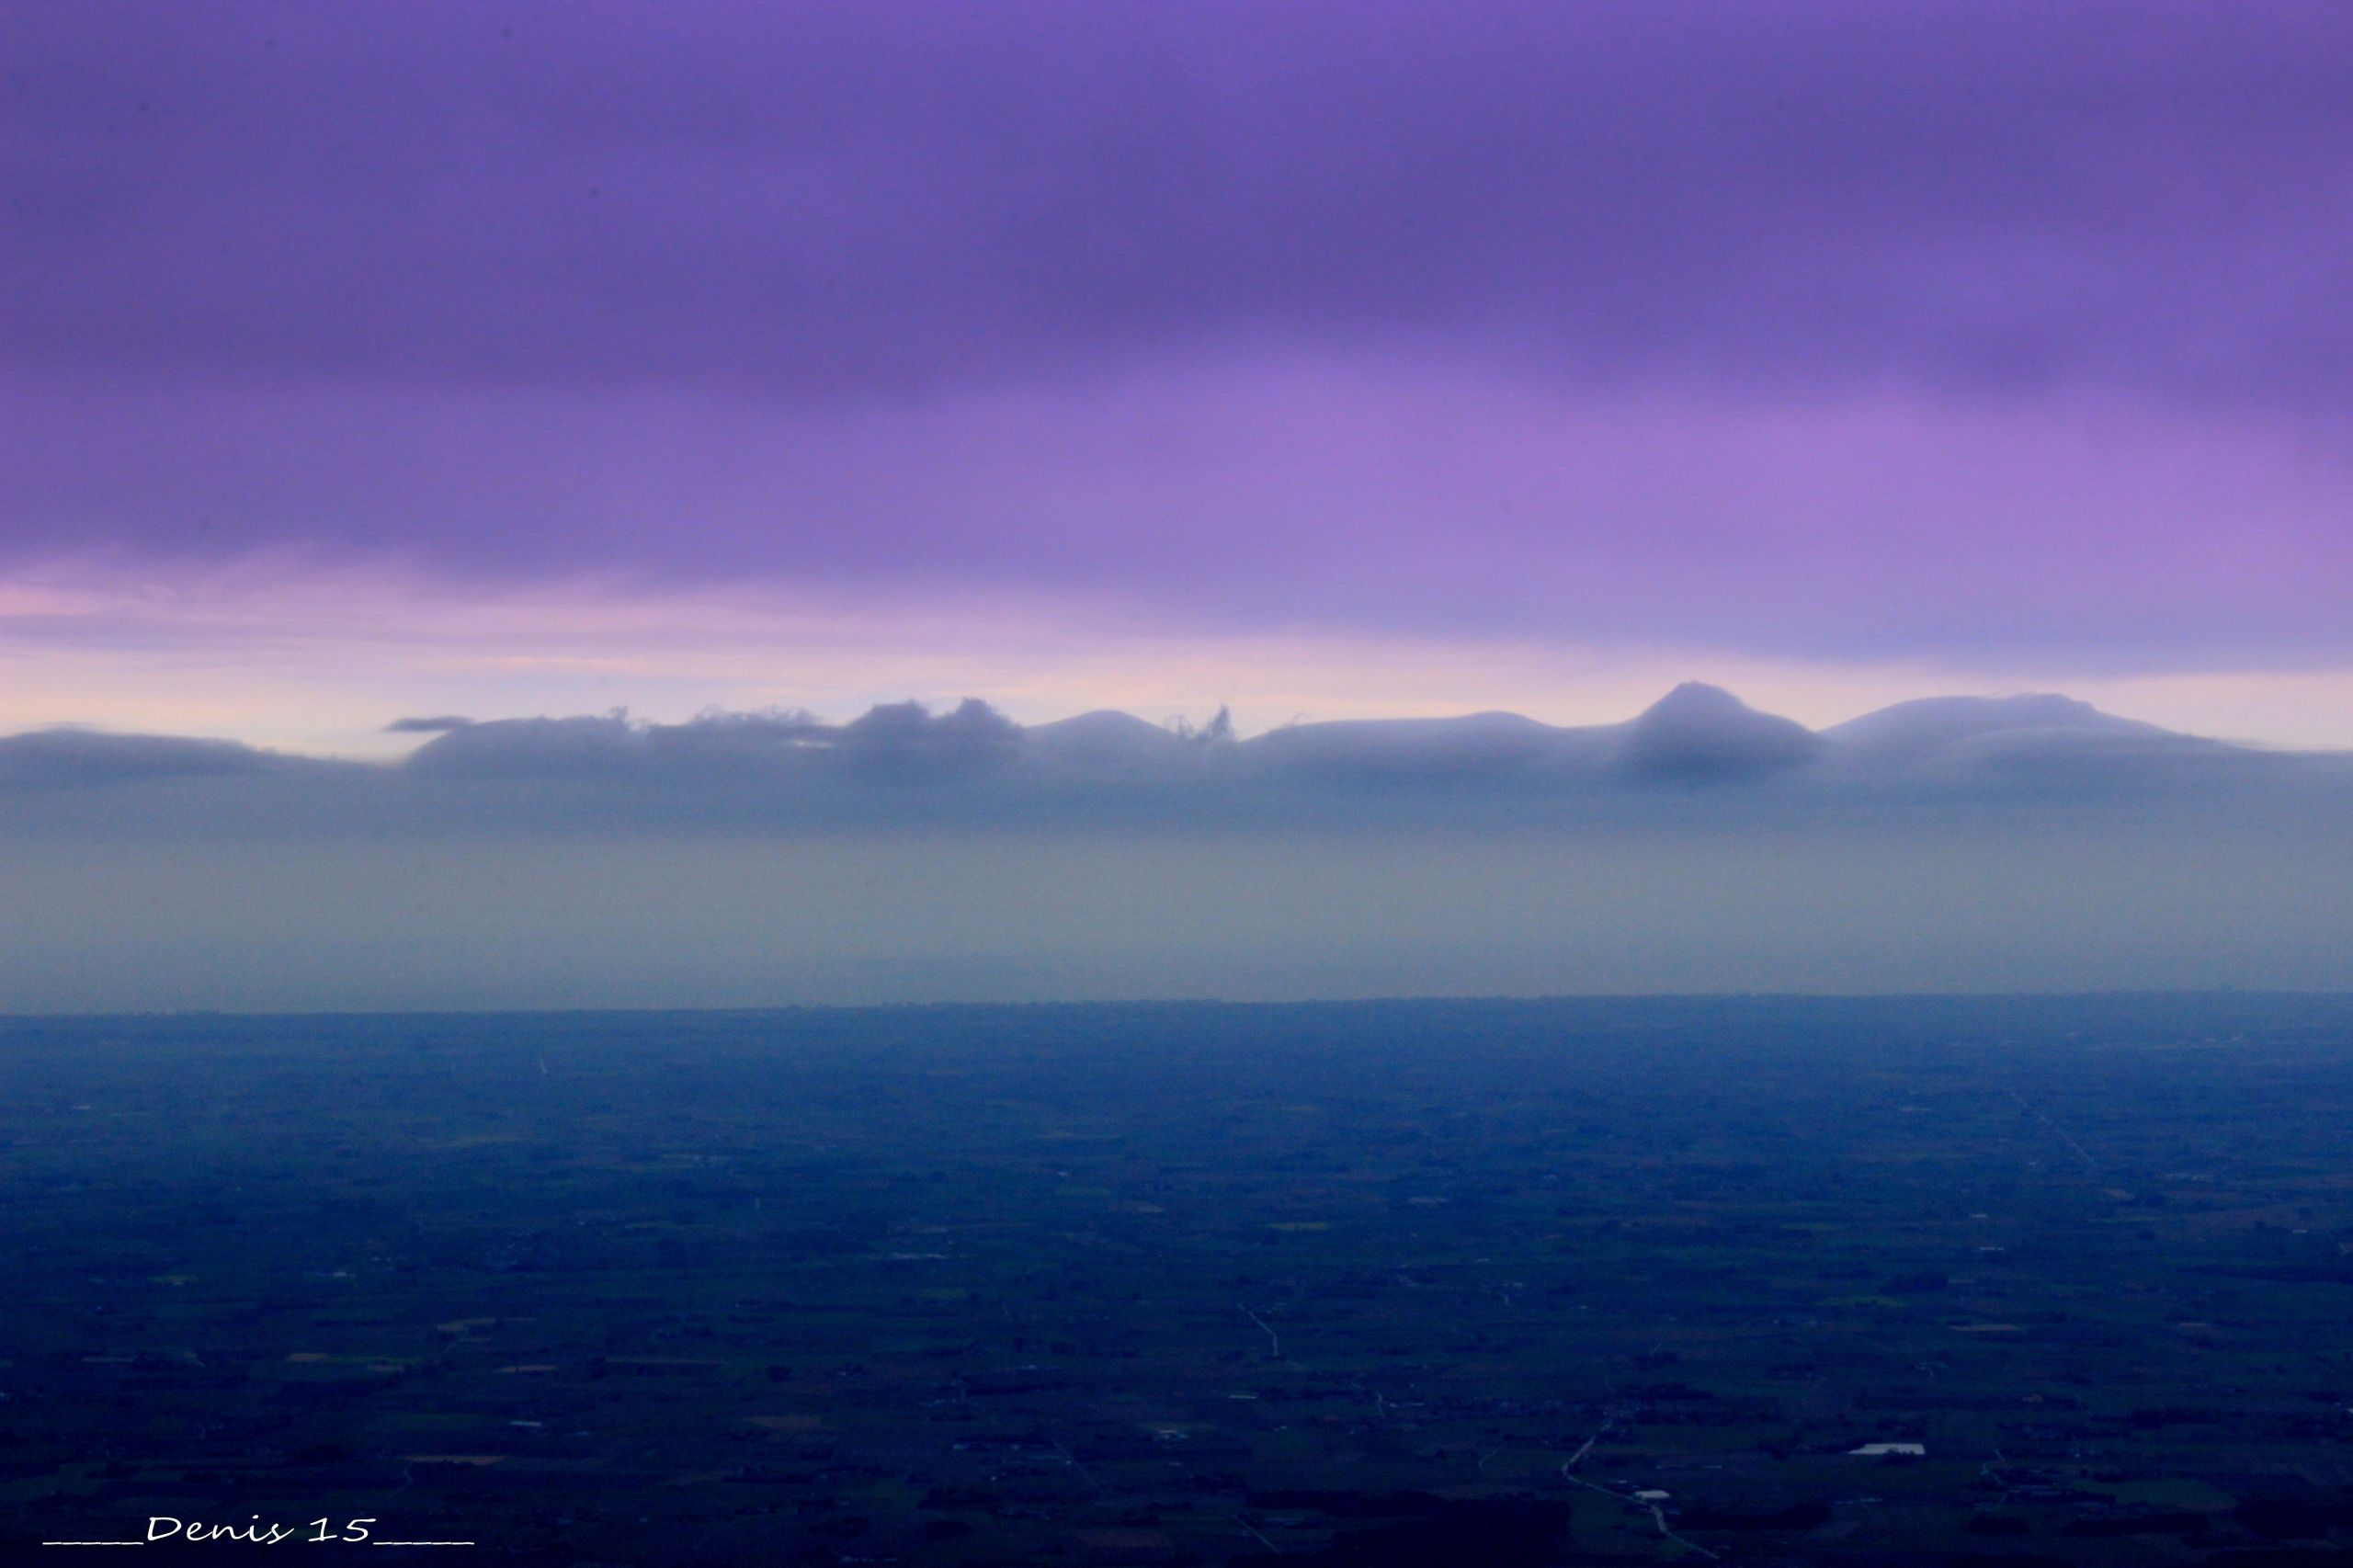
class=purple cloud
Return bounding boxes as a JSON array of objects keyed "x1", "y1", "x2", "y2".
[
  {"x1": 5, "y1": 0, "x2": 2351, "y2": 667},
  {"x1": 7, "y1": 0, "x2": 2351, "y2": 402}
]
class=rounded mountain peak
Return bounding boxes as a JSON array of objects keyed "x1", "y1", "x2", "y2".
[{"x1": 1620, "y1": 683, "x2": 1824, "y2": 778}]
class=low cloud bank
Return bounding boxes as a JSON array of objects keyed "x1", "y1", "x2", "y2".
[
  {"x1": 5, "y1": 684, "x2": 2343, "y2": 831},
  {"x1": 6, "y1": 684, "x2": 2346, "y2": 1009}
]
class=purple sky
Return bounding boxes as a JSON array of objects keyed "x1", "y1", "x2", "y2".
[{"x1": 6, "y1": 0, "x2": 2353, "y2": 742}]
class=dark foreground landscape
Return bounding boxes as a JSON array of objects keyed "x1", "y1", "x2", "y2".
[{"x1": 9, "y1": 996, "x2": 2353, "y2": 1565}]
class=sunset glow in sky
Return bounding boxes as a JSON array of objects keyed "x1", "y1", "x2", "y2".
[{"x1": 6, "y1": 0, "x2": 2353, "y2": 750}]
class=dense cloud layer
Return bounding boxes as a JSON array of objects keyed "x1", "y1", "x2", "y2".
[
  {"x1": 8, "y1": 1, "x2": 2350, "y2": 409},
  {"x1": 6, "y1": 3, "x2": 2353, "y2": 665},
  {"x1": 4, "y1": 685, "x2": 2344, "y2": 831},
  {"x1": 6, "y1": 686, "x2": 2347, "y2": 1008}
]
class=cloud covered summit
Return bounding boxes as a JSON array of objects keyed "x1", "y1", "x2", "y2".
[
  {"x1": 3, "y1": 685, "x2": 2341, "y2": 835},
  {"x1": 6, "y1": 684, "x2": 2346, "y2": 1010}
]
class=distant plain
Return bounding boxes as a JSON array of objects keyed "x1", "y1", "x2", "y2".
[{"x1": 9, "y1": 996, "x2": 2353, "y2": 1562}]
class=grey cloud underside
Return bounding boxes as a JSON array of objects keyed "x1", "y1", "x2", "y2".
[
  {"x1": 5, "y1": 686, "x2": 2345, "y2": 833},
  {"x1": 8, "y1": 1, "x2": 2351, "y2": 674},
  {"x1": 5, "y1": 1, "x2": 2351, "y2": 411}
]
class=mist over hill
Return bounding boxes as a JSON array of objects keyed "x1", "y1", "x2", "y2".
[
  {"x1": 3, "y1": 683, "x2": 2338, "y2": 829},
  {"x1": 5, "y1": 685, "x2": 2345, "y2": 1010}
]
